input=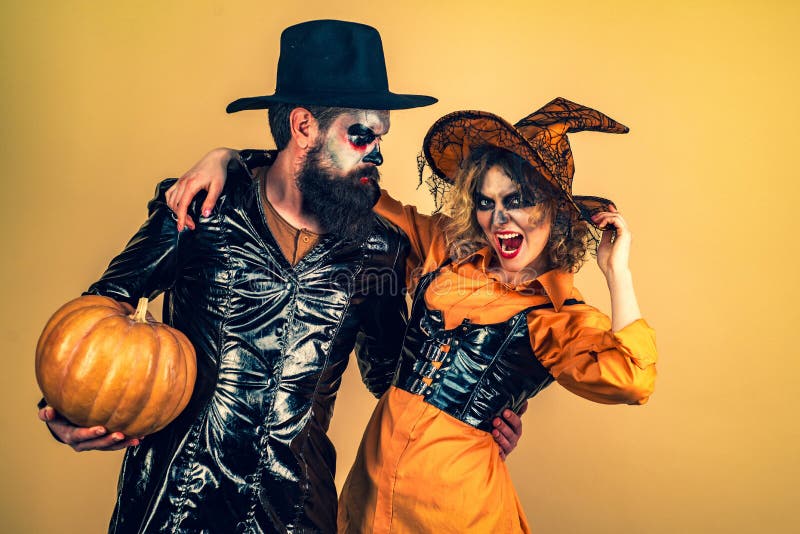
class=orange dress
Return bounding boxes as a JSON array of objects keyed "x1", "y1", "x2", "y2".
[{"x1": 338, "y1": 191, "x2": 658, "y2": 533}]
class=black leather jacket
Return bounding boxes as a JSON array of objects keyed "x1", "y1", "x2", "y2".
[
  {"x1": 395, "y1": 265, "x2": 579, "y2": 432},
  {"x1": 86, "y1": 155, "x2": 408, "y2": 533}
]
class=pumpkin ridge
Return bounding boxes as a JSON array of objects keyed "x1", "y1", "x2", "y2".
[
  {"x1": 63, "y1": 314, "x2": 133, "y2": 426},
  {"x1": 36, "y1": 299, "x2": 93, "y2": 370},
  {"x1": 88, "y1": 317, "x2": 145, "y2": 428},
  {"x1": 36, "y1": 302, "x2": 101, "y2": 373},
  {"x1": 105, "y1": 319, "x2": 159, "y2": 434},
  {"x1": 48, "y1": 305, "x2": 120, "y2": 413},
  {"x1": 143, "y1": 326, "x2": 183, "y2": 435},
  {"x1": 125, "y1": 322, "x2": 165, "y2": 435},
  {"x1": 36, "y1": 296, "x2": 126, "y2": 363}
]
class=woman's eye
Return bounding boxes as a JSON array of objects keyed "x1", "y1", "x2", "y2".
[
  {"x1": 476, "y1": 197, "x2": 493, "y2": 210},
  {"x1": 505, "y1": 195, "x2": 521, "y2": 209}
]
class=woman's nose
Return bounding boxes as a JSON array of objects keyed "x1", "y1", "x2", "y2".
[{"x1": 493, "y1": 208, "x2": 509, "y2": 225}]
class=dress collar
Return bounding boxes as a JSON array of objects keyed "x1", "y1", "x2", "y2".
[{"x1": 451, "y1": 246, "x2": 575, "y2": 311}]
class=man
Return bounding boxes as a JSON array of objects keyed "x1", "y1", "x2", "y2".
[{"x1": 38, "y1": 20, "x2": 522, "y2": 533}]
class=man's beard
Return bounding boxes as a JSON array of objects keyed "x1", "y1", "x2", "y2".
[{"x1": 296, "y1": 144, "x2": 381, "y2": 243}]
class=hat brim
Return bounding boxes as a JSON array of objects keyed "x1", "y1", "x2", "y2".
[
  {"x1": 423, "y1": 110, "x2": 559, "y2": 189},
  {"x1": 574, "y1": 195, "x2": 616, "y2": 219},
  {"x1": 227, "y1": 91, "x2": 437, "y2": 113}
]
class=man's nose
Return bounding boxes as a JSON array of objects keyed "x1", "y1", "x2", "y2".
[{"x1": 362, "y1": 144, "x2": 383, "y2": 166}]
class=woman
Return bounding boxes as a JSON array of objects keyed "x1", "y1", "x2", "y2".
[{"x1": 170, "y1": 98, "x2": 657, "y2": 532}]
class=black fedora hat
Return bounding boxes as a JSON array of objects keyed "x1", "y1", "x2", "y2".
[{"x1": 226, "y1": 20, "x2": 437, "y2": 113}]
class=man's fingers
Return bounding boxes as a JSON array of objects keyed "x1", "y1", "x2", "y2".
[
  {"x1": 518, "y1": 400, "x2": 529, "y2": 416},
  {"x1": 493, "y1": 417, "x2": 520, "y2": 448},
  {"x1": 500, "y1": 409, "x2": 523, "y2": 435},
  {"x1": 64, "y1": 425, "x2": 109, "y2": 445},
  {"x1": 71, "y1": 432, "x2": 122, "y2": 452},
  {"x1": 37, "y1": 399, "x2": 141, "y2": 452},
  {"x1": 38, "y1": 406, "x2": 55, "y2": 422},
  {"x1": 39, "y1": 406, "x2": 112, "y2": 446},
  {"x1": 72, "y1": 433, "x2": 140, "y2": 452},
  {"x1": 492, "y1": 427, "x2": 514, "y2": 457}
]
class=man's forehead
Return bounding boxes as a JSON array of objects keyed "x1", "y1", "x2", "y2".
[{"x1": 337, "y1": 109, "x2": 390, "y2": 133}]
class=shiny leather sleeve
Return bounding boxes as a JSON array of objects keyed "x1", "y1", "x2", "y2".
[
  {"x1": 85, "y1": 180, "x2": 186, "y2": 305},
  {"x1": 353, "y1": 224, "x2": 409, "y2": 397}
]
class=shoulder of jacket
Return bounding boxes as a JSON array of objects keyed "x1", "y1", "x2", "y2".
[{"x1": 372, "y1": 213, "x2": 410, "y2": 246}]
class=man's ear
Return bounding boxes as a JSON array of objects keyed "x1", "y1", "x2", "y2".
[{"x1": 289, "y1": 107, "x2": 318, "y2": 150}]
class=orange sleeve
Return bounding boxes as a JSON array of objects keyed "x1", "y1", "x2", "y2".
[
  {"x1": 374, "y1": 189, "x2": 450, "y2": 288},
  {"x1": 529, "y1": 307, "x2": 658, "y2": 405}
]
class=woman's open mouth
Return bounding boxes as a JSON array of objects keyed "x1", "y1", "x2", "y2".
[{"x1": 495, "y1": 232, "x2": 523, "y2": 259}]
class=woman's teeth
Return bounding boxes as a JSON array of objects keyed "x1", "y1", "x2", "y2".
[{"x1": 497, "y1": 232, "x2": 523, "y2": 253}]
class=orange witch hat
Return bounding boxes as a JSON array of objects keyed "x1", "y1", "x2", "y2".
[{"x1": 422, "y1": 97, "x2": 629, "y2": 222}]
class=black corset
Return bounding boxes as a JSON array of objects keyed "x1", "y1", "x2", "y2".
[{"x1": 394, "y1": 265, "x2": 561, "y2": 432}]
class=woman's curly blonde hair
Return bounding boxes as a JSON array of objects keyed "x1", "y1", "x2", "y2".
[{"x1": 443, "y1": 147, "x2": 592, "y2": 274}]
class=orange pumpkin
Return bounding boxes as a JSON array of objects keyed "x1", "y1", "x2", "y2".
[{"x1": 35, "y1": 295, "x2": 197, "y2": 436}]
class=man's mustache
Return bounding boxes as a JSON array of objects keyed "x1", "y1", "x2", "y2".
[{"x1": 343, "y1": 164, "x2": 381, "y2": 184}]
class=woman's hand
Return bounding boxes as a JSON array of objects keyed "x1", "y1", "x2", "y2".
[
  {"x1": 592, "y1": 207, "x2": 642, "y2": 331},
  {"x1": 593, "y1": 206, "x2": 631, "y2": 277},
  {"x1": 165, "y1": 148, "x2": 237, "y2": 231}
]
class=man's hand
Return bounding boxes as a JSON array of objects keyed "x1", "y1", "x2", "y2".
[
  {"x1": 165, "y1": 148, "x2": 236, "y2": 232},
  {"x1": 491, "y1": 400, "x2": 527, "y2": 460},
  {"x1": 38, "y1": 404, "x2": 141, "y2": 452}
]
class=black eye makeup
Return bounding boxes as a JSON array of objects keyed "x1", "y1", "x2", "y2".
[
  {"x1": 475, "y1": 193, "x2": 494, "y2": 211},
  {"x1": 507, "y1": 190, "x2": 538, "y2": 209},
  {"x1": 474, "y1": 192, "x2": 536, "y2": 211},
  {"x1": 504, "y1": 193, "x2": 522, "y2": 209},
  {"x1": 347, "y1": 124, "x2": 377, "y2": 147}
]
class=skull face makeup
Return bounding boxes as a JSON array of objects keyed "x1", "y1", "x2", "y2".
[
  {"x1": 295, "y1": 110, "x2": 390, "y2": 242},
  {"x1": 320, "y1": 110, "x2": 389, "y2": 180},
  {"x1": 475, "y1": 165, "x2": 552, "y2": 282}
]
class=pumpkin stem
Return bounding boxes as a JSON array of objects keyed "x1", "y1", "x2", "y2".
[{"x1": 132, "y1": 298, "x2": 150, "y2": 323}]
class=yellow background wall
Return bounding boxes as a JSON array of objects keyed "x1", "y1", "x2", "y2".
[{"x1": 2, "y1": 1, "x2": 798, "y2": 532}]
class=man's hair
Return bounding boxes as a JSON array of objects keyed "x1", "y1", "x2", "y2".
[{"x1": 268, "y1": 103, "x2": 348, "y2": 149}]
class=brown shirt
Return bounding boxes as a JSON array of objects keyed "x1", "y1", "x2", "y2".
[{"x1": 259, "y1": 179, "x2": 320, "y2": 266}]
